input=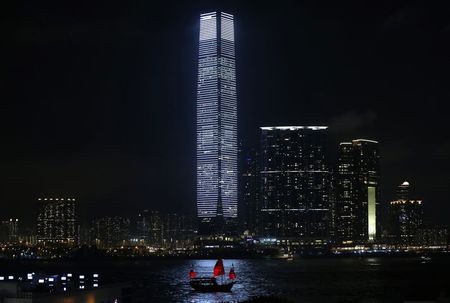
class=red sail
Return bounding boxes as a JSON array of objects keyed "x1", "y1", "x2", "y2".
[
  {"x1": 213, "y1": 258, "x2": 225, "y2": 277},
  {"x1": 189, "y1": 269, "x2": 197, "y2": 279},
  {"x1": 228, "y1": 266, "x2": 236, "y2": 280}
]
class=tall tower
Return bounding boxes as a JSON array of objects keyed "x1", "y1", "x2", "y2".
[
  {"x1": 396, "y1": 181, "x2": 410, "y2": 201},
  {"x1": 335, "y1": 139, "x2": 380, "y2": 244},
  {"x1": 37, "y1": 197, "x2": 77, "y2": 245},
  {"x1": 388, "y1": 181, "x2": 424, "y2": 246},
  {"x1": 197, "y1": 12, "x2": 237, "y2": 234},
  {"x1": 259, "y1": 126, "x2": 332, "y2": 241}
]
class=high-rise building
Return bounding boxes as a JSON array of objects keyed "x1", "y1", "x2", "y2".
[
  {"x1": 259, "y1": 126, "x2": 331, "y2": 240},
  {"x1": 239, "y1": 148, "x2": 259, "y2": 235},
  {"x1": 37, "y1": 198, "x2": 77, "y2": 245},
  {"x1": 163, "y1": 213, "x2": 195, "y2": 249},
  {"x1": 396, "y1": 181, "x2": 410, "y2": 201},
  {"x1": 388, "y1": 200, "x2": 423, "y2": 245},
  {"x1": 335, "y1": 139, "x2": 380, "y2": 244},
  {"x1": 136, "y1": 210, "x2": 163, "y2": 246},
  {"x1": 0, "y1": 219, "x2": 19, "y2": 244},
  {"x1": 415, "y1": 226, "x2": 448, "y2": 247},
  {"x1": 196, "y1": 12, "x2": 237, "y2": 234},
  {"x1": 335, "y1": 143, "x2": 357, "y2": 243},
  {"x1": 92, "y1": 216, "x2": 130, "y2": 248},
  {"x1": 387, "y1": 181, "x2": 424, "y2": 245}
]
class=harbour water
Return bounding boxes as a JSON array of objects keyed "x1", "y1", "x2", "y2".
[{"x1": 2, "y1": 256, "x2": 450, "y2": 302}]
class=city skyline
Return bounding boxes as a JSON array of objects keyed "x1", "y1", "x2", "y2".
[{"x1": 3, "y1": 2, "x2": 450, "y2": 227}]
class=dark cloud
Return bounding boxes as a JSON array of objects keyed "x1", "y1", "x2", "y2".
[{"x1": 328, "y1": 110, "x2": 378, "y2": 134}]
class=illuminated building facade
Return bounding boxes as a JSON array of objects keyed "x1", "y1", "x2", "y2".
[
  {"x1": 387, "y1": 181, "x2": 424, "y2": 245},
  {"x1": 197, "y1": 12, "x2": 237, "y2": 234},
  {"x1": 136, "y1": 210, "x2": 162, "y2": 246},
  {"x1": 416, "y1": 226, "x2": 448, "y2": 247},
  {"x1": 259, "y1": 126, "x2": 331, "y2": 240},
  {"x1": 396, "y1": 181, "x2": 410, "y2": 200},
  {"x1": 92, "y1": 216, "x2": 130, "y2": 248},
  {"x1": 335, "y1": 139, "x2": 380, "y2": 244},
  {"x1": 37, "y1": 198, "x2": 77, "y2": 245},
  {"x1": 0, "y1": 219, "x2": 19, "y2": 244},
  {"x1": 163, "y1": 213, "x2": 195, "y2": 248}
]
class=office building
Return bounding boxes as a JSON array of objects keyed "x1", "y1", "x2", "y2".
[
  {"x1": 37, "y1": 198, "x2": 77, "y2": 245},
  {"x1": 0, "y1": 219, "x2": 19, "y2": 244},
  {"x1": 259, "y1": 126, "x2": 331, "y2": 240},
  {"x1": 335, "y1": 139, "x2": 380, "y2": 244},
  {"x1": 92, "y1": 216, "x2": 130, "y2": 248},
  {"x1": 416, "y1": 226, "x2": 448, "y2": 247},
  {"x1": 163, "y1": 213, "x2": 195, "y2": 249},
  {"x1": 387, "y1": 181, "x2": 424, "y2": 245},
  {"x1": 136, "y1": 210, "x2": 163, "y2": 246},
  {"x1": 196, "y1": 12, "x2": 237, "y2": 234}
]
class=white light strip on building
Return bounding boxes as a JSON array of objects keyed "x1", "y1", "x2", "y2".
[{"x1": 260, "y1": 126, "x2": 328, "y2": 131}]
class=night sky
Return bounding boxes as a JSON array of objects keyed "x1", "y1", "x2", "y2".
[{"x1": 3, "y1": 1, "x2": 450, "y2": 226}]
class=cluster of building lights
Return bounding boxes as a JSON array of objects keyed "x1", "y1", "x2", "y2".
[
  {"x1": 0, "y1": 272, "x2": 99, "y2": 291},
  {"x1": 260, "y1": 126, "x2": 328, "y2": 131},
  {"x1": 390, "y1": 200, "x2": 423, "y2": 205},
  {"x1": 37, "y1": 198, "x2": 76, "y2": 201}
]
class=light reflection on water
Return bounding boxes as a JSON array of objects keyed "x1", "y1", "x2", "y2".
[
  {"x1": 130, "y1": 257, "x2": 450, "y2": 303},
  {"x1": 2, "y1": 257, "x2": 449, "y2": 302},
  {"x1": 159, "y1": 259, "x2": 271, "y2": 303}
]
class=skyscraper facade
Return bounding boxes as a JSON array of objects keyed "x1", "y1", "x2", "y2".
[
  {"x1": 91, "y1": 216, "x2": 130, "y2": 248},
  {"x1": 37, "y1": 198, "x2": 77, "y2": 245},
  {"x1": 396, "y1": 181, "x2": 410, "y2": 201},
  {"x1": 196, "y1": 12, "x2": 237, "y2": 234},
  {"x1": 0, "y1": 219, "x2": 19, "y2": 244},
  {"x1": 387, "y1": 181, "x2": 424, "y2": 245},
  {"x1": 163, "y1": 213, "x2": 195, "y2": 249},
  {"x1": 259, "y1": 126, "x2": 331, "y2": 240},
  {"x1": 136, "y1": 210, "x2": 163, "y2": 246},
  {"x1": 335, "y1": 139, "x2": 380, "y2": 244},
  {"x1": 388, "y1": 199, "x2": 423, "y2": 245}
]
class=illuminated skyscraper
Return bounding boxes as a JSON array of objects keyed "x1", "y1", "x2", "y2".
[
  {"x1": 91, "y1": 216, "x2": 130, "y2": 248},
  {"x1": 335, "y1": 139, "x2": 380, "y2": 244},
  {"x1": 387, "y1": 181, "x2": 424, "y2": 245},
  {"x1": 196, "y1": 12, "x2": 237, "y2": 233},
  {"x1": 396, "y1": 181, "x2": 410, "y2": 201},
  {"x1": 37, "y1": 198, "x2": 77, "y2": 245},
  {"x1": 259, "y1": 126, "x2": 332, "y2": 240},
  {"x1": 0, "y1": 219, "x2": 19, "y2": 244},
  {"x1": 136, "y1": 210, "x2": 162, "y2": 246}
]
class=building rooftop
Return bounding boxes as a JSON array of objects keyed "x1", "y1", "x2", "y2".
[
  {"x1": 260, "y1": 126, "x2": 328, "y2": 131},
  {"x1": 352, "y1": 139, "x2": 379, "y2": 144}
]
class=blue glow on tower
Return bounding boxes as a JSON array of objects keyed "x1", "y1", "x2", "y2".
[{"x1": 197, "y1": 12, "x2": 237, "y2": 225}]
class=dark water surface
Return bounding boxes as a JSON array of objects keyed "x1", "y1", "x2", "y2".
[{"x1": 2, "y1": 256, "x2": 450, "y2": 302}]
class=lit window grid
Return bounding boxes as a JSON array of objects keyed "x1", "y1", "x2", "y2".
[{"x1": 197, "y1": 12, "x2": 237, "y2": 219}]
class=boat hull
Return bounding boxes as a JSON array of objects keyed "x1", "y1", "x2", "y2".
[{"x1": 189, "y1": 279, "x2": 235, "y2": 292}]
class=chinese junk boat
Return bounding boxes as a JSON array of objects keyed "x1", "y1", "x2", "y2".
[{"x1": 189, "y1": 259, "x2": 236, "y2": 292}]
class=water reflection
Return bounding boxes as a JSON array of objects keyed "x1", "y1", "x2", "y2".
[
  {"x1": 163, "y1": 259, "x2": 270, "y2": 302},
  {"x1": 107, "y1": 257, "x2": 450, "y2": 302}
]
